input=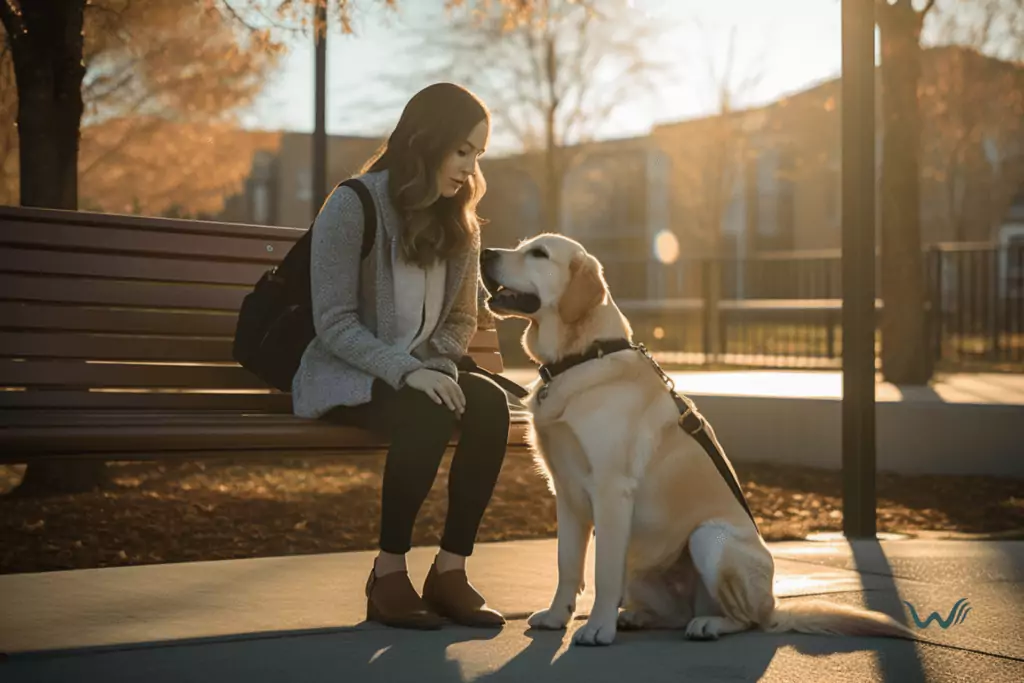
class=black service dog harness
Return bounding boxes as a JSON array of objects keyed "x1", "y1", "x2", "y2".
[{"x1": 536, "y1": 339, "x2": 760, "y2": 534}]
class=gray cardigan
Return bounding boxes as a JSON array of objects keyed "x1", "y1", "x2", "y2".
[{"x1": 291, "y1": 169, "x2": 481, "y2": 418}]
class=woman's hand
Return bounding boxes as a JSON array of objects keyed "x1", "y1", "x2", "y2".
[{"x1": 404, "y1": 368, "x2": 465, "y2": 416}]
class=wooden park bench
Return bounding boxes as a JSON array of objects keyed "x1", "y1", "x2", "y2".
[{"x1": 0, "y1": 205, "x2": 530, "y2": 464}]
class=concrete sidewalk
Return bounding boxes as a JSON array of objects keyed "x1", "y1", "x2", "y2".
[
  {"x1": 500, "y1": 369, "x2": 1024, "y2": 477},
  {"x1": 501, "y1": 368, "x2": 1024, "y2": 405},
  {"x1": 1, "y1": 537, "x2": 1021, "y2": 682}
]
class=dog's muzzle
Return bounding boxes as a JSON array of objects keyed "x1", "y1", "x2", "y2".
[{"x1": 480, "y1": 251, "x2": 541, "y2": 314}]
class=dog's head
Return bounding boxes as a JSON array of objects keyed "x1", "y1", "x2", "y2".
[{"x1": 480, "y1": 233, "x2": 608, "y2": 325}]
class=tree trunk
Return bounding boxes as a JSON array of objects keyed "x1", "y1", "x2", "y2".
[
  {"x1": 543, "y1": 33, "x2": 562, "y2": 234},
  {"x1": 15, "y1": 78, "x2": 81, "y2": 209},
  {"x1": 7, "y1": 1, "x2": 84, "y2": 209},
  {"x1": 3, "y1": 0, "x2": 110, "y2": 496},
  {"x1": 877, "y1": 0, "x2": 934, "y2": 385},
  {"x1": 543, "y1": 138, "x2": 562, "y2": 233}
]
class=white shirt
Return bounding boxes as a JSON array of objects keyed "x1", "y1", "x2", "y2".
[{"x1": 392, "y1": 249, "x2": 446, "y2": 352}]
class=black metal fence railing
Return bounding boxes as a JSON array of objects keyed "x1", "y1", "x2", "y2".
[
  {"x1": 590, "y1": 243, "x2": 1024, "y2": 371},
  {"x1": 929, "y1": 244, "x2": 1024, "y2": 369}
]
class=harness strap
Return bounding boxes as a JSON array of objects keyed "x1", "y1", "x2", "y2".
[
  {"x1": 536, "y1": 339, "x2": 760, "y2": 534},
  {"x1": 456, "y1": 355, "x2": 530, "y2": 399},
  {"x1": 672, "y1": 391, "x2": 759, "y2": 532}
]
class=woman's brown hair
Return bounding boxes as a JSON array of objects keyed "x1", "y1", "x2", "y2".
[{"x1": 360, "y1": 82, "x2": 490, "y2": 267}]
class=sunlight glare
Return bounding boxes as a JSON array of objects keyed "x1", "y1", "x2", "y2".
[{"x1": 653, "y1": 229, "x2": 680, "y2": 264}]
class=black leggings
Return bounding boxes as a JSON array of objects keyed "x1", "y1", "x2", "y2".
[{"x1": 324, "y1": 371, "x2": 511, "y2": 556}]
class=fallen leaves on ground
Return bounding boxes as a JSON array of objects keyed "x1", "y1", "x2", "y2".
[{"x1": 1, "y1": 452, "x2": 1021, "y2": 574}]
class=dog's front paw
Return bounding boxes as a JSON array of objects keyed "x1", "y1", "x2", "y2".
[
  {"x1": 528, "y1": 604, "x2": 573, "y2": 630},
  {"x1": 573, "y1": 611, "x2": 617, "y2": 646}
]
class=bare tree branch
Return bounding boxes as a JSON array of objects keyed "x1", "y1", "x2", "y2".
[
  {"x1": 214, "y1": 0, "x2": 302, "y2": 33},
  {"x1": 384, "y1": 0, "x2": 664, "y2": 231},
  {"x1": 400, "y1": 0, "x2": 662, "y2": 150},
  {"x1": 218, "y1": 0, "x2": 265, "y2": 31}
]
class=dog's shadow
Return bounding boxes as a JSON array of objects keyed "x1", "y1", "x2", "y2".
[
  {"x1": 474, "y1": 619, "x2": 927, "y2": 683},
  {"x1": 325, "y1": 624, "x2": 503, "y2": 683},
  {"x1": 474, "y1": 621, "x2": 781, "y2": 683}
]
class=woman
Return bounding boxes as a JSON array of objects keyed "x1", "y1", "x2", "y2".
[{"x1": 291, "y1": 83, "x2": 510, "y2": 630}]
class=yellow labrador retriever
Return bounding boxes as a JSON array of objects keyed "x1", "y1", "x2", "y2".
[{"x1": 480, "y1": 234, "x2": 914, "y2": 647}]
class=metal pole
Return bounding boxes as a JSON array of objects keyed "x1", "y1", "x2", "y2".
[
  {"x1": 312, "y1": 0, "x2": 328, "y2": 220},
  {"x1": 841, "y1": 0, "x2": 877, "y2": 539}
]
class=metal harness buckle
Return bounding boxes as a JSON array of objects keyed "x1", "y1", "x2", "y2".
[
  {"x1": 635, "y1": 342, "x2": 676, "y2": 392},
  {"x1": 678, "y1": 406, "x2": 705, "y2": 436}
]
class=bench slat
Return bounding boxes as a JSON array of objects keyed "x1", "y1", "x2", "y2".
[
  {"x1": 1, "y1": 306, "x2": 501, "y2": 347},
  {"x1": 1, "y1": 409, "x2": 532, "y2": 428},
  {"x1": 0, "y1": 220, "x2": 293, "y2": 263},
  {"x1": 0, "y1": 303, "x2": 238, "y2": 336},
  {"x1": 1, "y1": 331, "x2": 498, "y2": 363},
  {"x1": 470, "y1": 328, "x2": 498, "y2": 347},
  {"x1": 0, "y1": 415, "x2": 531, "y2": 461},
  {"x1": 5, "y1": 422, "x2": 385, "y2": 453},
  {"x1": 0, "y1": 333, "x2": 235, "y2": 362},
  {"x1": 0, "y1": 205, "x2": 307, "y2": 242},
  {"x1": 471, "y1": 351, "x2": 504, "y2": 373},
  {"x1": 0, "y1": 275, "x2": 248, "y2": 310},
  {"x1": 0, "y1": 360, "x2": 264, "y2": 388},
  {"x1": 0, "y1": 390, "x2": 292, "y2": 411},
  {"x1": 2, "y1": 444, "x2": 390, "y2": 463},
  {"x1": 0, "y1": 411, "x2": 311, "y2": 426},
  {"x1": 0, "y1": 248, "x2": 268, "y2": 285},
  {"x1": 3, "y1": 434, "x2": 532, "y2": 463},
  {"x1": 4, "y1": 423, "x2": 532, "y2": 456}
]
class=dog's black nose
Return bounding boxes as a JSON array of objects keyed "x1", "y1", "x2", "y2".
[{"x1": 481, "y1": 248, "x2": 499, "y2": 264}]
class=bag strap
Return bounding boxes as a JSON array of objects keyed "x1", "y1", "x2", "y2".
[
  {"x1": 456, "y1": 355, "x2": 530, "y2": 399},
  {"x1": 336, "y1": 178, "x2": 377, "y2": 260}
]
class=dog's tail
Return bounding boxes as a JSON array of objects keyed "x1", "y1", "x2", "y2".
[{"x1": 763, "y1": 599, "x2": 915, "y2": 639}]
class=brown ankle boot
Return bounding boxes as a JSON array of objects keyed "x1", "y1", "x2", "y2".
[
  {"x1": 422, "y1": 564, "x2": 506, "y2": 628},
  {"x1": 365, "y1": 569, "x2": 444, "y2": 630}
]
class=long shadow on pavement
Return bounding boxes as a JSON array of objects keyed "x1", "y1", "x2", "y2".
[
  {"x1": 474, "y1": 621, "x2": 928, "y2": 683},
  {"x1": 3, "y1": 619, "x2": 936, "y2": 683},
  {"x1": 2, "y1": 626, "x2": 503, "y2": 683},
  {"x1": 846, "y1": 538, "x2": 927, "y2": 683},
  {"x1": 473, "y1": 627, "x2": 780, "y2": 682}
]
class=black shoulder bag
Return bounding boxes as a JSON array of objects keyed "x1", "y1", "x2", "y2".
[{"x1": 232, "y1": 178, "x2": 377, "y2": 392}]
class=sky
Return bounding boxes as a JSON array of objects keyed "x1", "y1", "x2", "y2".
[{"x1": 243, "y1": 0, "x2": 847, "y2": 153}]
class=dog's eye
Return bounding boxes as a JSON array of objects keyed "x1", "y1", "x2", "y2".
[{"x1": 527, "y1": 248, "x2": 549, "y2": 259}]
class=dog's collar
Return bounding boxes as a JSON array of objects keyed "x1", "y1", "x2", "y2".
[{"x1": 537, "y1": 338, "x2": 634, "y2": 384}]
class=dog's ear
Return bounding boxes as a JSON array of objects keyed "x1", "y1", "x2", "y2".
[{"x1": 558, "y1": 253, "x2": 606, "y2": 324}]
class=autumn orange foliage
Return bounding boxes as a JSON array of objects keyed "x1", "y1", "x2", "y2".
[{"x1": 1, "y1": 0, "x2": 284, "y2": 216}]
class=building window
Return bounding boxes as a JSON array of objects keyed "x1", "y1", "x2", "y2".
[
  {"x1": 252, "y1": 183, "x2": 270, "y2": 224},
  {"x1": 756, "y1": 149, "x2": 779, "y2": 236},
  {"x1": 297, "y1": 168, "x2": 312, "y2": 201}
]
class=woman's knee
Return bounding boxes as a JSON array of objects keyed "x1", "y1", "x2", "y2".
[
  {"x1": 459, "y1": 373, "x2": 511, "y2": 428},
  {"x1": 392, "y1": 384, "x2": 459, "y2": 435}
]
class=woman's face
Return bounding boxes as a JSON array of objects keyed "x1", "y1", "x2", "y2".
[{"x1": 437, "y1": 119, "x2": 489, "y2": 198}]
